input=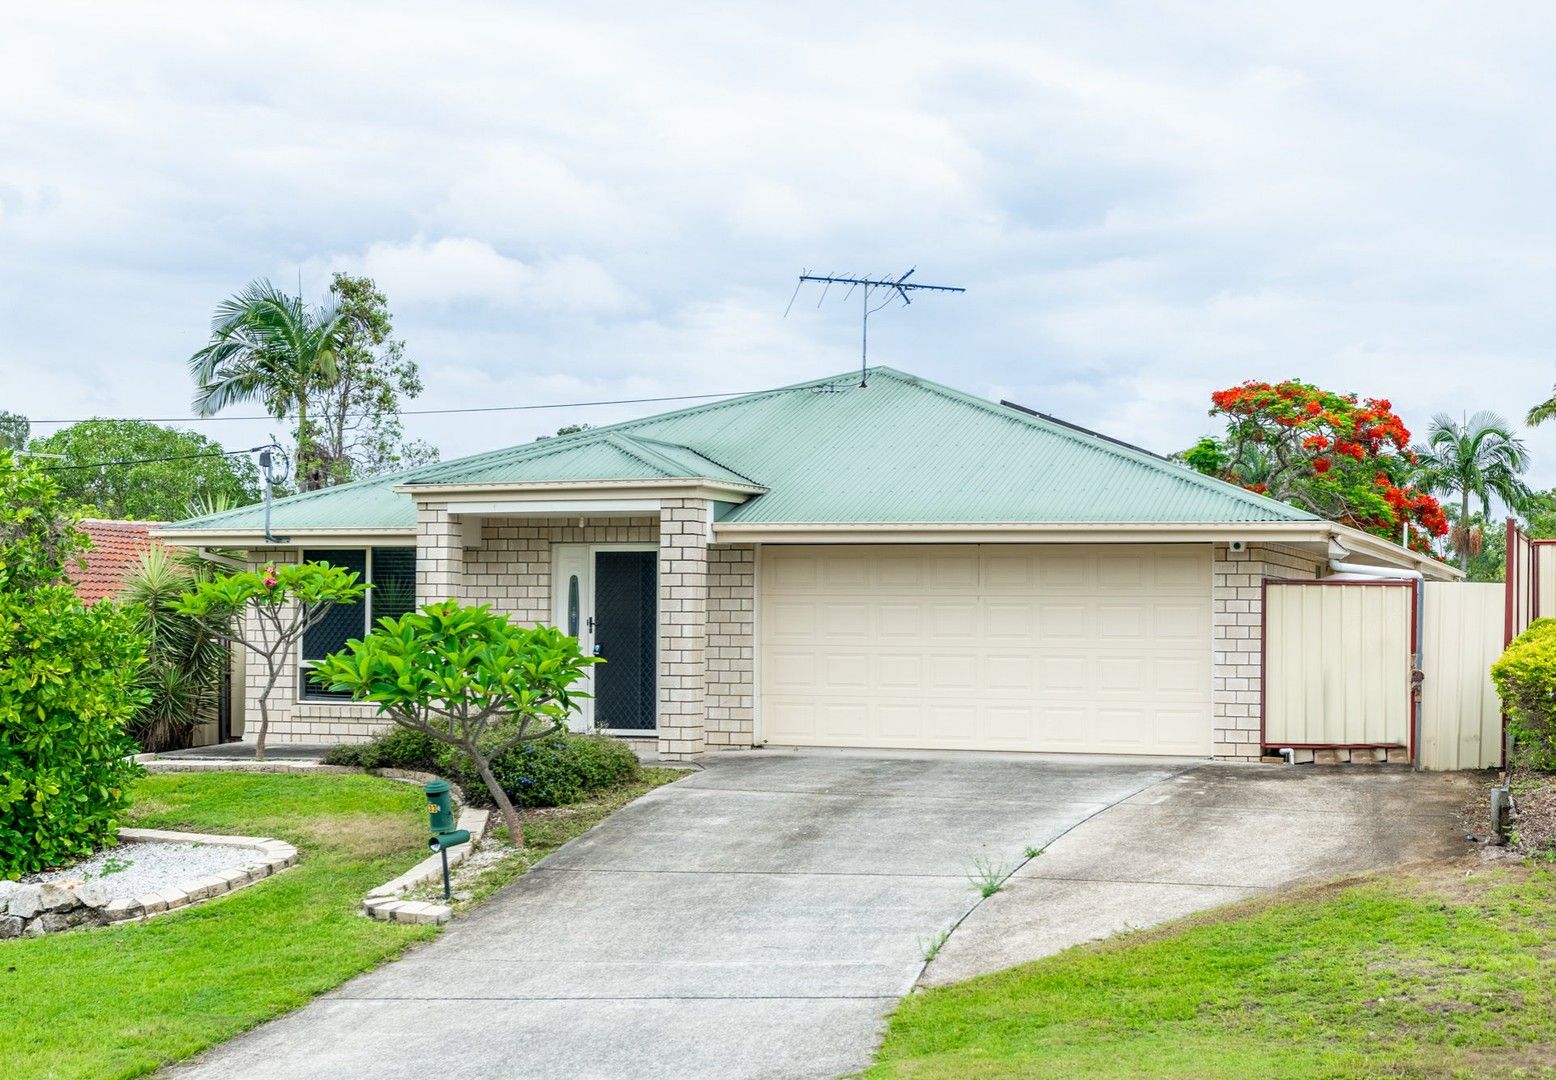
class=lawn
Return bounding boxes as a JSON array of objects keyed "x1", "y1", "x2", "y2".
[
  {"x1": 0, "y1": 767, "x2": 682, "y2": 1080},
  {"x1": 871, "y1": 862, "x2": 1556, "y2": 1080}
]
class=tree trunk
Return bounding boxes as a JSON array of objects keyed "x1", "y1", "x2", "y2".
[
  {"x1": 254, "y1": 693, "x2": 269, "y2": 761},
  {"x1": 296, "y1": 394, "x2": 312, "y2": 492},
  {"x1": 473, "y1": 752, "x2": 525, "y2": 847},
  {"x1": 1462, "y1": 490, "x2": 1471, "y2": 570}
]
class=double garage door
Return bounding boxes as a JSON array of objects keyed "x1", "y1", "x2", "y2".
[{"x1": 760, "y1": 544, "x2": 1213, "y2": 756}]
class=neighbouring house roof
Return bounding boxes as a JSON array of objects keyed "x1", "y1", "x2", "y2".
[
  {"x1": 159, "y1": 366, "x2": 1318, "y2": 535},
  {"x1": 71, "y1": 519, "x2": 161, "y2": 604}
]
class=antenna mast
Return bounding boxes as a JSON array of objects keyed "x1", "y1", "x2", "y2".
[{"x1": 786, "y1": 267, "x2": 965, "y2": 387}]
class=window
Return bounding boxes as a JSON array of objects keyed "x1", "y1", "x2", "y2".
[{"x1": 299, "y1": 547, "x2": 416, "y2": 701}]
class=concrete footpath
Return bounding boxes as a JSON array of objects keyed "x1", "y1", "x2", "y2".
[{"x1": 165, "y1": 750, "x2": 1471, "y2": 1080}]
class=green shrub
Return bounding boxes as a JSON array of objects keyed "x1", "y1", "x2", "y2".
[
  {"x1": 0, "y1": 451, "x2": 147, "y2": 878},
  {"x1": 1491, "y1": 618, "x2": 1556, "y2": 771},
  {"x1": 438, "y1": 733, "x2": 641, "y2": 809},
  {"x1": 322, "y1": 727, "x2": 441, "y2": 771}
]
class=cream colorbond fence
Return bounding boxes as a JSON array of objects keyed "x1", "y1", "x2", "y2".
[
  {"x1": 1262, "y1": 581, "x2": 1414, "y2": 752},
  {"x1": 1418, "y1": 582, "x2": 1504, "y2": 771},
  {"x1": 1262, "y1": 576, "x2": 1509, "y2": 771}
]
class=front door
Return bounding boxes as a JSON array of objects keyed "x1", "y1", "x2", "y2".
[{"x1": 591, "y1": 550, "x2": 658, "y2": 733}]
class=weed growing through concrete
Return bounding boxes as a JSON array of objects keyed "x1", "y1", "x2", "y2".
[
  {"x1": 968, "y1": 855, "x2": 1011, "y2": 898},
  {"x1": 1023, "y1": 846, "x2": 1044, "y2": 860},
  {"x1": 921, "y1": 929, "x2": 951, "y2": 963}
]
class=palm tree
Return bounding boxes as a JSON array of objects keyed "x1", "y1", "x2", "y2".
[
  {"x1": 188, "y1": 280, "x2": 355, "y2": 491},
  {"x1": 1414, "y1": 412, "x2": 1531, "y2": 568}
]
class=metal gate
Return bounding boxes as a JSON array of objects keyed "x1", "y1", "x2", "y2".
[{"x1": 1262, "y1": 579, "x2": 1415, "y2": 755}]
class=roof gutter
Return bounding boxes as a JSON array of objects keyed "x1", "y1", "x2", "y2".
[
  {"x1": 394, "y1": 478, "x2": 767, "y2": 498},
  {"x1": 710, "y1": 521, "x2": 1339, "y2": 544}
]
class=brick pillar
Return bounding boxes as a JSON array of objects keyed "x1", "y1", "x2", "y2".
[
  {"x1": 416, "y1": 502, "x2": 465, "y2": 603},
  {"x1": 658, "y1": 498, "x2": 709, "y2": 759},
  {"x1": 1211, "y1": 542, "x2": 1326, "y2": 761},
  {"x1": 1211, "y1": 543, "x2": 1262, "y2": 761}
]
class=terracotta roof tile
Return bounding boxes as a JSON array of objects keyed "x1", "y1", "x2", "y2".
[{"x1": 70, "y1": 519, "x2": 163, "y2": 604}]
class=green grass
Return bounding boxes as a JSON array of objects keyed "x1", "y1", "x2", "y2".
[
  {"x1": 870, "y1": 864, "x2": 1556, "y2": 1079},
  {"x1": 0, "y1": 773, "x2": 437, "y2": 1080}
]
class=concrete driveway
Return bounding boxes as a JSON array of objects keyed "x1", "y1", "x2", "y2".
[{"x1": 168, "y1": 751, "x2": 1471, "y2": 1080}]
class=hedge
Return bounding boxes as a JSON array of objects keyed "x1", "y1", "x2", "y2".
[
  {"x1": 325, "y1": 729, "x2": 641, "y2": 808},
  {"x1": 1491, "y1": 617, "x2": 1556, "y2": 771}
]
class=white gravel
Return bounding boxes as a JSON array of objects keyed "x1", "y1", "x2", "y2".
[{"x1": 22, "y1": 841, "x2": 269, "y2": 899}]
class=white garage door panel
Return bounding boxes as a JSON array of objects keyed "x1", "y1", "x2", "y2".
[{"x1": 760, "y1": 544, "x2": 1212, "y2": 755}]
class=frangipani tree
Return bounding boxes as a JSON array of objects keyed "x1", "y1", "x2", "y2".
[
  {"x1": 312, "y1": 602, "x2": 598, "y2": 846},
  {"x1": 174, "y1": 561, "x2": 366, "y2": 760}
]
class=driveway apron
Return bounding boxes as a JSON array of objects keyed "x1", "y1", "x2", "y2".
[{"x1": 166, "y1": 751, "x2": 1188, "y2": 1080}]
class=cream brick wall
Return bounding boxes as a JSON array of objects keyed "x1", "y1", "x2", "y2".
[
  {"x1": 706, "y1": 544, "x2": 755, "y2": 747},
  {"x1": 463, "y1": 516, "x2": 658, "y2": 623},
  {"x1": 657, "y1": 499, "x2": 710, "y2": 760},
  {"x1": 1211, "y1": 541, "x2": 1327, "y2": 761},
  {"x1": 416, "y1": 502, "x2": 464, "y2": 602},
  {"x1": 228, "y1": 512, "x2": 763, "y2": 756}
]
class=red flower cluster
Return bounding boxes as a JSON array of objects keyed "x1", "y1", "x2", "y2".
[
  {"x1": 1375, "y1": 477, "x2": 1449, "y2": 537},
  {"x1": 1205, "y1": 379, "x2": 1448, "y2": 555}
]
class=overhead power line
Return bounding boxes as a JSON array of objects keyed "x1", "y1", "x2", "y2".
[
  {"x1": 24, "y1": 390, "x2": 757, "y2": 427},
  {"x1": 40, "y1": 445, "x2": 269, "y2": 472}
]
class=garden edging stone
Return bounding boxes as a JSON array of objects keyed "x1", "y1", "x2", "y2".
[{"x1": 5, "y1": 830, "x2": 298, "y2": 937}]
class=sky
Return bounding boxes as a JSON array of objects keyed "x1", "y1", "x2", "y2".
[{"x1": 5, "y1": 3, "x2": 1556, "y2": 487}]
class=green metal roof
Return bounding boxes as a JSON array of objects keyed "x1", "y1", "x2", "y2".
[{"x1": 162, "y1": 367, "x2": 1315, "y2": 533}]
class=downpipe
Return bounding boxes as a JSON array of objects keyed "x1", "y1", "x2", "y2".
[{"x1": 1327, "y1": 559, "x2": 1425, "y2": 771}]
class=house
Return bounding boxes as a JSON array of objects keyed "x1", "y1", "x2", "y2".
[
  {"x1": 72, "y1": 519, "x2": 244, "y2": 747},
  {"x1": 154, "y1": 367, "x2": 1456, "y2": 762},
  {"x1": 70, "y1": 519, "x2": 161, "y2": 605}
]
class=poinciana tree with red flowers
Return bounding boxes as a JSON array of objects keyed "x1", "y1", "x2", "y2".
[{"x1": 1182, "y1": 380, "x2": 1450, "y2": 551}]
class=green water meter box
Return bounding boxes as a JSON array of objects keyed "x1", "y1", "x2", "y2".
[
  {"x1": 429, "y1": 829, "x2": 471, "y2": 853},
  {"x1": 424, "y1": 779, "x2": 455, "y2": 834}
]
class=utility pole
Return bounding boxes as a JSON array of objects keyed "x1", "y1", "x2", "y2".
[{"x1": 787, "y1": 268, "x2": 965, "y2": 387}]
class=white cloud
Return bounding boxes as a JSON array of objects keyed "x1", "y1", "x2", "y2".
[
  {"x1": 334, "y1": 237, "x2": 639, "y2": 315},
  {"x1": 4, "y1": 2, "x2": 1556, "y2": 484}
]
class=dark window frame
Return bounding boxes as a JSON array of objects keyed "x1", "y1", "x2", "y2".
[{"x1": 297, "y1": 547, "x2": 416, "y2": 702}]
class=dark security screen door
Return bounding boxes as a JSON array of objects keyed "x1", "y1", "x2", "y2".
[{"x1": 592, "y1": 550, "x2": 657, "y2": 731}]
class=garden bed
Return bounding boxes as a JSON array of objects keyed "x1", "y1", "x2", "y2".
[{"x1": 3, "y1": 830, "x2": 296, "y2": 937}]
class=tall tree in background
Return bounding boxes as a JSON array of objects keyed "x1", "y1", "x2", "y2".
[
  {"x1": 30, "y1": 420, "x2": 260, "y2": 521},
  {"x1": 1184, "y1": 380, "x2": 1449, "y2": 551},
  {"x1": 1414, "y1": 412, "x2": 1531, "y2": 569},
  {"x1": 189, "y1": 280, "x2": 357, "y2": 491},
  {"x1": 0, "y1": 410, "x2": 28, "y2": 452},
  {"x1": 298, "y1": 273, "x2": 437, "y2": 488}
]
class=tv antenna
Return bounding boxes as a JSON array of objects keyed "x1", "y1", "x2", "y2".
[{"x1": 785, "y1": 268, "x2": 965, "y2": 387}]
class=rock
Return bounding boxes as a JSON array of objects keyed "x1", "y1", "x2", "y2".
[
  {"x1": 0, "y1": 915, "x2": 22, "y2": 939},
  {"x1": 0, "y1": 881, "x2": 18, "y2": 906},
  {"x1": 37, "y1": 883, "x2": 79, "y2": 914},
  {"x1": 36, "y1": 908, "x2": 96, "y2": 933},
  {"x1": 7, "y1": 884, "x2": 43, "y2": 919},
  {"x1": 102, "y1": 897, "x2": 143, "y2": 922},
  {"x1": 21, "y1": 919, "x2": 46, "y2": 937},
  {"x1": 72, "y1": 882, "x2": 110, "y2": 909}
]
